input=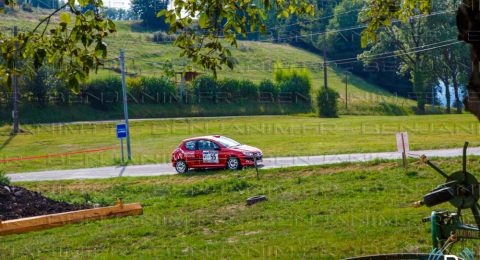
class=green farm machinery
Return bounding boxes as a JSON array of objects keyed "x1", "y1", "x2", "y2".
[
  {"x1": 415, "y1": 142, "x2": 480, "y2": 258},
  {"x1": 347, "y1": 142, "x2": 480, "y2": 260}
]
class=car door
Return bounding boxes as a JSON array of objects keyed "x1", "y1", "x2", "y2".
[
  {"x1": 213, "y1": 141, "x2": 228, "y2": 165},
  {"x1": 183, "y1": 140, "x2": 198, "y2": 167},
  {"x1": 196, "y1": 140, "x2": 221, "y2": 167}
]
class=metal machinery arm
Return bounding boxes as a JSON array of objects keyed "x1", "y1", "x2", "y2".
[{"x1": 418, "y1": 142, "x2": 480, "y2": 253}]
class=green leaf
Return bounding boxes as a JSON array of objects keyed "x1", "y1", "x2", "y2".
[
  {"x1": 60, "y1": 12, "x2": 71, "y2": 25},
  {"x1": 157, "y1": 9, "x2": 168, "y2": 18},
  {"x1": 107, "y1": 20, "x2": 116, "y2": 33},
  {"x1": 198, "y1": 14, "x2": 208, "y2": 29},
  {"x1": 77, "y1": 0, "x2": 88, "y2": 7}
]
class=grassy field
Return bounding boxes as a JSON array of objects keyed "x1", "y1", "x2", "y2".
[
  {"x1": 0, "y1": 114, "x2": 479, "y2": 173},
  {"x1": 0, "y1": 8, "x2": 416, "y2": 117},
  {"x1": 2, "y1": 157, "x2": 479, "y2": 258}
]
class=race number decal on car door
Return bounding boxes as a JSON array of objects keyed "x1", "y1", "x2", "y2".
[{"x1": 203, "y1": 151, "x2": 219, "y2": 163}]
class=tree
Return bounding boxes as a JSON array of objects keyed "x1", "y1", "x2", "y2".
[
  {"x1": 429, "y1": 45, "x2": 469, "y2": 114},
  {"x1": 105, "y1": 8, "x2": 138, "y2": 20},
  {"x1": 0, "y1": 0, "x2": 116, "y2": 133},
  {"x1": 359, "y1": 13, "x2": 432, "y2": 113},
  {"x1": 130, "y1": 0, "x2": 169, "y2": 30},
  {"x1": 360, "y1": 0, "x2": 480, "y2": 119},
  {"x1": 324, "y1": 0, "x2": 411, "y2": 96},
  {"x1": 31, "y1": 0, "x2": 59, "y2": 9},
  {"x1": 422, "y1": 0, "x2": 469, "y2": 114},
  {"x1": 159, "y1": 0, "x2": 315, "y2": 76}
]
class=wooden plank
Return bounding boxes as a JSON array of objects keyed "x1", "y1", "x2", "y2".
[{"x1": 0, "y1": 203, "x2": 143, "y2": 236}]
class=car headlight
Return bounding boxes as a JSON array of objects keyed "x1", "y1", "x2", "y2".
[{"x1": 243, "y1": 152, "x2": 254, "y2": 157}]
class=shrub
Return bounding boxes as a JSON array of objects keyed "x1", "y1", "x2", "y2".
[
  {"x1": 239, "y1": 80, "x2": 259, "y2": 100},
  {"x1": 142, "y1": 77, "x2": 176, "y2": 103},
  {"x1": 24, "y1": 66, "x2": 64, "y2": 107},
  {"x1": 274, "y1": 63, "x2": 312, "y2": 102},
  {"x1": 126, "y1": 77, "x2": 143, "y2": 101},
  {"x1": 317, "y1": 87, "x2": 340, "y2": 118},
  {"x1": 193, "y1": 76, "x2": 218, "y2": 103},
  {"x1": 277, "y1": 75, "x2": 312, "y2": 102},
  {"x1": 259, "y1": 79, "x2": 279, "y2": 100},
  {"x1": 193, "y1": 76, "x2": 260, "y2": 103},
  {"x1": 0, "y1": 170, "x2": 10, "y2": 186},
  {"x1": 217, "y1": 78, "x2": 240, "y2": 98},
  {"x1": 83, "y1": 77, "x2": 122, "y2": 110}
]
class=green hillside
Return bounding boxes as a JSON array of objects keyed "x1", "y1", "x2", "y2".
[{"x1": 0, "y1": 9, "x2": 415, "y2": 117}]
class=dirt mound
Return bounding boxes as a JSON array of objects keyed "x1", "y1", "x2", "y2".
[{"x1": 0, "y1": 185, "x2": 91, "y2": 221}]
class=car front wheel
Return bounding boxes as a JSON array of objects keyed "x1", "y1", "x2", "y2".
[
  {"x1": 227, "y1": 157, "x2": 241, "y2": 170},
  {"x1": 175, "y1": 160, "x2": 188, "y2": 174}
]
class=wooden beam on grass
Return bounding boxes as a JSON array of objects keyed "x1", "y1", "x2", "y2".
[{"x1": 0, "y1": 202, "x2": 143, "y2": 236}]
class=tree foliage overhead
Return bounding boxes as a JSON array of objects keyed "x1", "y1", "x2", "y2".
[
  {"x1": 0, "y1": 0, "x2": 116, "y2": 92},
  {"x1": 359, "y1": 0, "x2": 432, "y2": 48},
  {"x1": 159, "y1": 0, "x2": 315, "y2": 76}
]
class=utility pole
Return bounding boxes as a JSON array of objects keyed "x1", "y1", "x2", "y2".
[
  {"x1": 323, "y1": 34, "x2": 328, "y2": 92},
  {"x1": 345, "y1": 72, "x2": 348, "y2": 110},
  {"x1": 12, "y1": 26, "x2": 19, "y2": 135},
  {"x1": 120, "y1": 49, "x2": 132, "y2": 160}
]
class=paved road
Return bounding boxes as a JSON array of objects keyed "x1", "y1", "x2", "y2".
[{"x1": 8, "y1": 147, "x2": 480, "y2": 182}]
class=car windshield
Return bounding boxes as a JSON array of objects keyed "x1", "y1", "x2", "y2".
[{"x1": 215, "y1": 136, "x2": 241, "y2": 148}]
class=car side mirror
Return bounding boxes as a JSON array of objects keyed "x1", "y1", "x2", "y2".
[{"x1": 214, "y1": 147, "x2": 221, "y2": 151}]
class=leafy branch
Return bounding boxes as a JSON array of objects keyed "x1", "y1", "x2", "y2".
[
  {"x1": 0, "y1": 0, "x2": 116, "y2": 91},
  {"x1": 158, "y1": 0, "x2": 315, "y2": 76}
]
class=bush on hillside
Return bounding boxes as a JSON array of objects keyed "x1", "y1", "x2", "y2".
[
  {"x1": 278, "y1": 74, "x2": 312, "y2": 102},
  {"x1": 217, "y1": 78, "x2": 240, "y2": 100},
  {"x1": 239, "y1": 80, "x2": 259, "y2": 100},
  {"x1": 317, "y1": 87, "x2": 340, "y2": 118},
  {"x1": 259, "y1": 79, "x2": 279, "y2": 100},
  {"x1": 83, "y1": 77, "x2": 122, "y2": 110},
  {"x1": 24, "y1": 66, "x2": 67, "y2": 107},
  {"x1": 126, "y1": 77, "x2": 143, "y2": 101},
  {"x1": 193, "y1": 76, "x2": 218, "y2": 103},
  {"x1": 274, "y1": 63, "x2": 312, "y2": 102},
  {"x1": 142, "y1": 77, "x2": 176, "y2": 103},
  {"x1": 193, "y1": 76, "x2": 260, "y2": 103}
]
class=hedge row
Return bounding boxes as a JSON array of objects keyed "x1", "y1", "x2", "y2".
[
  {"x1": 81, "y1": 76, "x2": 176, "y2": 110},
  {"x1": 81, "y1": 73, "x2": 312, "y2": 110},
  {"x1": 17, "y1": 69, "x2": 312, "y2": 111},
  {"x1": 192, "y1": 75, "x2": 312, "y2": 103}
]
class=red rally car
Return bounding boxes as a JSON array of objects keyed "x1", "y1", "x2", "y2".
[{"x1": 172, "y1": 135, "x2": 263, "y2": 173}]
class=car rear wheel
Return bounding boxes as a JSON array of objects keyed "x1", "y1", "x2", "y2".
[
  {"x1": 227, "y1": 157, "x2": 241, "y2": 170},
  {"x1": 175, "y1": 160, "x2": 188, "y2": 174}
]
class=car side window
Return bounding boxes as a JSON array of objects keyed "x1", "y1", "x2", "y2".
[
  {"x1": 197, "y1": 140, "x2": 219, "y2": 150},
  {"x1": 184, "y1": 141, "x2": 196, "y2": 151}
]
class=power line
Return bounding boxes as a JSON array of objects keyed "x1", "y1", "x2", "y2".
[
  {"x1": 257, "y1": 9, "x2": 456, "y2": 43},
  {"x1": 237, "y1": 39, "x2": 462, "y2": 71},
  {"x1": 326, "y1": 39, "x2": 460, "y2": 64},
  {"x1": 333, "y1": 40, "x2": 462, "y2": 66},
  {"x1": 117, "y1": 39, "x2": 463, "y2": 73},
  {"x1": 105, "y1": 8, "x2": 456, "y2": 46},
  {"x1": 101, "y1": 9, "x2": 460, "y2": 71},
  {"x1": 266, "y1": 8, "x2": 364, "y2": 32}
]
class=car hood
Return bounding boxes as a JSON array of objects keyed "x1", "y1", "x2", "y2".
[{"x1": 229, "y1": 145, "x2": 262, "y2": 154}]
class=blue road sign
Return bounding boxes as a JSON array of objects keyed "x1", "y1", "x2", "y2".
[{"x1": 116, "y1": 124, "x2": 127, "y2": 139}]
